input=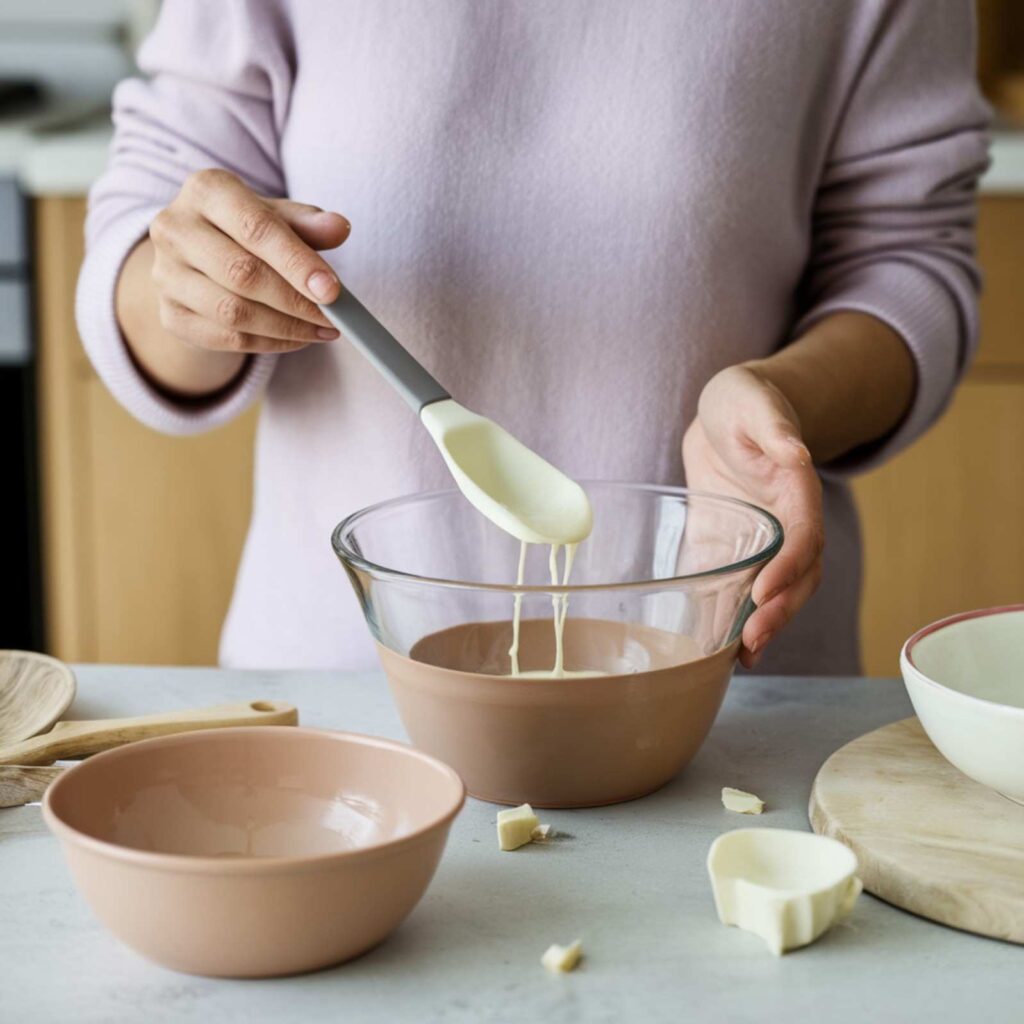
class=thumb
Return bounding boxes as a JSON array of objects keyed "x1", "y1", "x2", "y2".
[
  {"x1": 271, "y1": 199, "x2": 351, "y2": 251},
  {"x1": 748, "y1": 381, "x2": 811, "y2": 469}
]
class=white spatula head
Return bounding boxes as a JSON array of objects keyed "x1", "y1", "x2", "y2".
[{"x1": 420, "y1": 400, "x2": 593, "y2": 546}]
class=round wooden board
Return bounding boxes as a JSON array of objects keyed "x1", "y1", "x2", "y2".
[{"x1": 810, "y1": 716, "x2": 1024, "y2": 945}]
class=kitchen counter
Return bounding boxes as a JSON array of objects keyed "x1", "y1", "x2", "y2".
[
  {"x1": 6, "y1": 118, "x2": 1024, "y2": 195},
  {"x1": 0, "y1": 106, "x2": 110, "y2": 193},
  {"x1": 1, "y1": 666, "x2": 1020, "y2": 1024}
]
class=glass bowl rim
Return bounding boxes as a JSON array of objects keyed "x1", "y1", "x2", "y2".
[{"x1": 331, "y1": 481, "x2": 783, "y2": 594}]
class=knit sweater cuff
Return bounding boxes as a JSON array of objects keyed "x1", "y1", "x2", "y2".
[{"x1": 75, "y1": 204, "x2": 276, "y2": 436}]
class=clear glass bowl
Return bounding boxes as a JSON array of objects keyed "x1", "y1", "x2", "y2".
[
  {"x1": 332, "y1": 482, "x2": 782, "y2": 671},
  {"x1": 333, "y1": 483, "x2": 782, "y2": 806}
]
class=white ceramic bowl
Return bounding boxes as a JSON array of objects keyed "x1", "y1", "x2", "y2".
[{"x1": 901, "y1": 605, "x2": 1024, "y2": 803}]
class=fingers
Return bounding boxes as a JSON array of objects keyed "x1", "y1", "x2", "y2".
[
  {"x1": 757, "y1": 419, "x2": 811, "y2": 470},
  {"x1": 273, "y1": 199, "x2": 351, "y2": 250},
  {"x1": 699, "y1": 365, "x2": 811, "y2": 471},
  {"x1": 690, "y1": 364, "x2": 825, "y2": 671},
  {"x1": 153, "y1": 209, "x2": 334, "y2": 328},
  {"x1": 741, "y1": 375, "x2": 811, "y2": 469},
  {"x1": 158, "y1": 299, "x2": 311, "y2": 355},
  {"x1": 744, "y1": 466, "x2": 823, "y2": 668},
  {"x1": 149, "y1": 170, "x2": 353, "y2": 358},
  {"x1": 751, "y1": 511, "x2": 824, "y2": 610},
  {"x1": 182, "y1": 169, "x2": 342, "y2": 303},
  {"x1": 742, "y1": 485, "x2": 825, "y2": 666},
  {"x1": 740, "y1": 558, "x2": 823, "y2": 668},
  {"x1": 162, "y1": 266, "x2": 339, "y2": 344}
]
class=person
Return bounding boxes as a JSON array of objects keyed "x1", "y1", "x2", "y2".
[{"x1": 77, "y1": 1, "x2": 990, "y2": 673}]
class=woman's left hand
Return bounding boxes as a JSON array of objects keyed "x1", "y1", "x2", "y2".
[{"x1": 682, "y1": 364, "x2": 824, "y2": 668}]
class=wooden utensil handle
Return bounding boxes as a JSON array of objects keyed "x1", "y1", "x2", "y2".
[
  {"x1": 0, "y1": 701, "x2": 298, "y2": 766},
  {"x1": 0, "y1": 765, "x2": 63, "y2": 808}
]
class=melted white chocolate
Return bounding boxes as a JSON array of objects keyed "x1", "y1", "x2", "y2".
[
  {"x1": 507, "y1": 541, "x2": 604, "y2": 679},
  {"x1": 548, "y1": 542, "x2": 573, "y2": 677},
  {"x1": 420, "y1": 400, "x2": 592, "y2": 545},
  {"x1": 514, "y1": 669, "x2": 606, "y2": 678},
  {"x1": 417, "y1": 399, "x2": 595, "y2": 679},
  {"x1": 508, "y1": 540, "x2": 528, "y2": 676},
  {"x1": 707, "y1": 829, "x2": 861, "y2": 955}
]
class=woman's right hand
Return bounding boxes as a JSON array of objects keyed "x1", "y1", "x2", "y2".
[{"x1": 117, "y1": 168, "x2": 350, "y2": 396}]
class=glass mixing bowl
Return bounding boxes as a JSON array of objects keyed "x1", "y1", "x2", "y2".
[
  {"x1": 332, "y1": 482, "x2": 782, "y2": 669},
  {"x1": 332, "y1": 483, "x2": 782, "y2": 807}
]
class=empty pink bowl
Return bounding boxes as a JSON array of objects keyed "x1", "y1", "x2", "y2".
[{"x1": 43, "y1": 727, "x2": 465, "y2": 977}]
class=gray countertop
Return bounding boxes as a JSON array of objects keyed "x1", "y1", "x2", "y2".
[
  {"x1": 1, "y1": 666, "x2": 1019, "y2": 1023},
  {"x1": 5, "y1": 117, "x2": 1024, "y2": 195}
]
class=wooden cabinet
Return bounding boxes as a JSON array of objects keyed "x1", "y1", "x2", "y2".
[
  {"x1": 33, "y1": 197, "x2": 1023, "y2": 673},
  {"x1": 852, "y1": 197, "x2": 1024, "y2": 676},
  {"x1": 35, "y1": 198, "x2": 257, "y2": 665}
]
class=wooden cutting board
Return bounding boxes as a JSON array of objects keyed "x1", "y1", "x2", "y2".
[{"x1": 810, "y1": 716, "x2": 1024, "y2": 944}]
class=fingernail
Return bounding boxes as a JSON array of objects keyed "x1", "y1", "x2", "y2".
[
  {"x1": 308, "y1": 271, "x2": 337, "y2": 302},
  {"x1": 788, "y1": 437, "x2": 811, "y2": 464},
  {"x1": 300, "y1": 210, "x2": 350, "y2": 234},
  {"x1": 316, "y1": 327, "x2": 339, "y2": 340},
  {"x1": 749, "y1": 633, "x2": 771, "y2": 654}
]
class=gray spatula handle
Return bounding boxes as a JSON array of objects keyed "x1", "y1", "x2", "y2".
[{"x1": 322, "y1": 289, "x2": 450, "y2": 412}]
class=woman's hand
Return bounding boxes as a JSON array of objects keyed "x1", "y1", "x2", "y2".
[
  {"x1": 118, "y1": 168, "x2": 350, "y2": 396},
  {"x1": 683, "y1": 364, "x2": 824, "y2": 669},
  {"x1": 683, "y1": 313, "x2": 914, "y2": 668}
]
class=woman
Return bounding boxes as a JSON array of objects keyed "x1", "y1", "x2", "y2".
[{"x1": 78, "y1": 1, "x2": 989, "y2": 672}]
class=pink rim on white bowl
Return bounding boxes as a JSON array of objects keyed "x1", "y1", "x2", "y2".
[{"x1": 900, "y1": 604, "x2": 1024, "y2": 804}]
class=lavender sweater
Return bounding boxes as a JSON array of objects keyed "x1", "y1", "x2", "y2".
[{"x1": 77, "y1": 1, "x2": 989, "y2": 673}]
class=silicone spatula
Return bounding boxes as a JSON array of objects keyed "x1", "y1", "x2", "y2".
[{"x1": 322, "y1": 289, "x2": 592, "y2": 545}]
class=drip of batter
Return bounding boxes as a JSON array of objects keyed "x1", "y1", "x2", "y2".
[
  {"x1": 549, "y1": 542, "x2": 575, "y2": 677},
  {"x1": 417, "y1": 398, "x2": 595, "y2": 677},
  {"x1": 508, "y1": 540, "x2": 528, "y2": 676},
  {"x1": 508, "y1": 541, "x2": 600, "y2": 678}
]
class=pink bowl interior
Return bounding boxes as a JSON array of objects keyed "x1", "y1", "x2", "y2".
[{"x1": 46, "y1": 727, "x2": 464, "y2": 861}]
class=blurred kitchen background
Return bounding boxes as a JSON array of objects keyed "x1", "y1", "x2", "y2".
[{"x1": 1, "y1": 0, "x2": 1021, "y2": 675}]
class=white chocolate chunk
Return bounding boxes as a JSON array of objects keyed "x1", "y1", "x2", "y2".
[
  {"x1": 541, "y1": 939, "x2": 583, "y2": 973},
  {"x1": 707, "y1": 828, "x2": 861, "y2": 955},
  {"x1": 721, "y1": 787, "x2": 764, "y2": 814},
  {"x1": 531, "y1": 823, "x2": 553, "y2": 842},
  {"x1": 497, "y1": 803, "x2": 540, "y2": 850}
]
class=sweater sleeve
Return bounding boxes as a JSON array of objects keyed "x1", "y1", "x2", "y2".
[
  {"x1": 75, "y1": 0, "x2": 293, "y2": 435},
  {"x1": 794, "y1": 0, "x2": 991, "y2": 474}
]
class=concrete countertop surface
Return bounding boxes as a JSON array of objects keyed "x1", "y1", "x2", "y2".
[
  {"x1": 983, "y1": 127, "x2": 1024, "y2": 193},
  {"x1": 0, "y1": 665, "x2": 1019, "y2": 1024},
  {"x1": 0, "y1": 104, "x2": 110, "y2": 194}
]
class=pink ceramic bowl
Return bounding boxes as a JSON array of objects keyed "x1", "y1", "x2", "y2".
[{"x1": 43, "y1": 727, "x2": 465, "y2": 978}]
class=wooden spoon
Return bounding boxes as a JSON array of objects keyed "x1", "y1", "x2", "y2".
[
  {"x1": 0, "y1": 651, "x2": 76, "y2": 747},
  {"x1": 0, "y1": 700, "x2": 298, "y2": 767},
  {"x1": 0, "y1": 700, "x2": 298, "y2": 808},
  {"x1": 0, "y1": 765, "x2": 62, "y2": 809}
]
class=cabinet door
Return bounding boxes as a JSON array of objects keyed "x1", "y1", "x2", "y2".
[
  {"x1": 853, "y1": 196, "x2": 1024, "y2": 677},
  {"x1": 35, "y1": 197, "x2": 258, "y2": 665},
  {"x1": 976, "y1": 197, "x2": 1024, "y2": 369},
  {"x1": 853, "y1": 380, "x2": 1024, "y2": 676}
]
